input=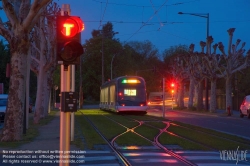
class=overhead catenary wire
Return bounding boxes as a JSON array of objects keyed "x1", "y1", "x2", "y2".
[
  {"x1": 92, "y1": 0, "x2": 200, "y2": 7},
  {"x1": 98, "y1": 0, "x2": 109, "y2": 29},
  {"x1": 125, "y1": 0, "x2": 168, "y2": 42}
]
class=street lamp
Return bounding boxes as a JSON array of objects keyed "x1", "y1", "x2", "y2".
[
  {"x1": 178, "y1": 12, "x2": 209, "y2": 111},
  {"x1": 110, "y1": 48, "x2": 124, "y2": 80},
  {"x1": 110, "y1": 54, "x2": 116, "y2": 80},
  {"x1": 100, "y1": 30, "x2": 118, "y2": 84},
  {"x1": 178, "y1": 12, "x2": 209, "y2": 42}
]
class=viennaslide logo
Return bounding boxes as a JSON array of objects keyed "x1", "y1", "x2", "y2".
[{"x1": 219, "y1": 146, "x2": 248, "y2": 165}]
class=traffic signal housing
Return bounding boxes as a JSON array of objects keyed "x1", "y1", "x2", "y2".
[{"x1": 56, "y1": 16, "x2": 84, "y2": 66}]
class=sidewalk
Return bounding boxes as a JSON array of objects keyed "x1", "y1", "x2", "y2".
[{"x1": 0, "y1": 111, "x2": 80, "y2": 151}]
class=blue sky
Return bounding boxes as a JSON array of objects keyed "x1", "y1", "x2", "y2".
[
  {"x1": 56, "y1": 0, "x2": 250, "y2": 54},
  {"x1": 0, "y1": 0, "x2": 249, "y2": 54}
]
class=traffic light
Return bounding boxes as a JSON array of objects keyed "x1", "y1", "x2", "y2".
[
  {"x1": 56, "y1": 16, "x2": 84, "y2": 66},
  {"x1": 170, "y1": 82, "x2": 175, "y2": 94}
]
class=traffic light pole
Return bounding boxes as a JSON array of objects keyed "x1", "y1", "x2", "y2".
[
  {"x1": 60, "y1": 4, "x2": 71, "y2": 166},
  {"x1": 60, "y1": 65, "x2": 70, "y2": 166},
  {"x1": 162, "y1": 78, "x2": 165, "y2": 118},
  {"x1": 71, "y1": 65, "x2": 75, "y2": 142},
  {"x1": 57, "y1": 4, "x2": 84, "y2": 165}
]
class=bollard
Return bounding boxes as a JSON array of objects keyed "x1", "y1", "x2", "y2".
[{"x1": 227, "y1": 106, "x2": 231, "y2": 116}]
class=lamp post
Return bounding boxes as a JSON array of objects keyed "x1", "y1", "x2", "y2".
[
  {"x1": 111, "y1": 54, "x2": 116, "y2": 80},
  {"x1": 111, "y1": 47, "x2": 123, "y2": 80},
  {"x1": 100, "y1": 30, "x2": 118, "y2": 84},
  {"x1": 178, "y1": 12, "x2": 209, "y2": 111}
]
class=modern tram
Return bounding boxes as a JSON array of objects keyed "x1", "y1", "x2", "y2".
[{"x1": 99, "y1": 76, "x2": 148, "y2": 113}]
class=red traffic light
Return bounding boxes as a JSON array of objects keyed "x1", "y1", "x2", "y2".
[
  {"x1": 171, "y1": 83, "x2": 175, "y2": 87},
  {"x1": 58, "y1": 16, "x2": 84, "y2": 38},
  {"x1": 56, "y1": 16, "x2": 84, "y2": 66}
]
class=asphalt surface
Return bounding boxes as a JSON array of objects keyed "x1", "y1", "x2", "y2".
[{"x1": 147, "y1": 106, "x2": 250, "y2": 140}]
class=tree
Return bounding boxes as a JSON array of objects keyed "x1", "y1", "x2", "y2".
[
  {"x1": 217, "y1": 28, "x2": 250, "y2": 112},
  {"x1": 162, "y1": 45, "x2": 189, "y2": 108},
  {"x1": 0, "y1": 0, "x2": 52, "y2": 141},
  {"x1": 30, "y1": 2, "x2": 59, "y2": 123},
  {"x1": 82, "y1": 22, "x2": 121, "y2": 100},
  {"x1": 125, "y1": 40, "x2": 162, "y2": 94},
  {"x1": 202, "y1": 36, "x2": 225, "y2": 112}
]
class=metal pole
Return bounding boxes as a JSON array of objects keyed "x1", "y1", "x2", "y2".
[
  {"x1": 60, "y1": 4, "x2": 71, "y2": 166},
  {"x1": 60, "y1": 65, "x2": 70, "y2": 166},
  {"x1": 102, "y1": 32, "x2": 104, "y2": 84},
  {"x1": 71, "y1": 65, "x2": 75, "y2": 141},
  {"x1": 162, "y1": 78, "x2": 165, "y2": 118},
  {"x1": 79, "y1": 55, "x2": 82, "y2": 109},
  {"x1": 111, "y1": 54, "x2": 116, "y2": 80},
  {"x1": 205, "y1": 13, "x2": 209, "y2": 111}
]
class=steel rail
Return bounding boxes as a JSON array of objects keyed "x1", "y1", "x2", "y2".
[
  {"x1": 125, "y1": 116, "x2": 197, "y2": 166},
  {"x1": 80, "y1": 112, "x2": 132, "y2": 166}
]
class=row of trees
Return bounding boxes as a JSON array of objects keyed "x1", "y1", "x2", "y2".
[
  {"x1": 0, "y1": 0, "x2": 55, "y2": 141},
  {"x1": 166, "y1": 28, "x2": 250, "y2": 112}
]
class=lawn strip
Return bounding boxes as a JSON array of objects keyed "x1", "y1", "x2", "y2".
[
  {"x1": 115, "y1": 132, "x2": 152, "y2": 146},
  {"x1": 104, "y1": 114, "x2": 139, "y2": 128},
  {"x1": 145, "y1": 121, "x2": 167, "y2": 129},
  {"x1": 74, "y1": 111, "x2": 106, "y2": 149},
  {"x1": 159, "y1": 132, "x2": 209, "y2": 150},
  {"x1": 134, "y1": 124, "x2": 159, "y2": 141},
  {"x1": 168, "y1": 125, "x2": 250, "y2": 150},
  {"x1": 84, "y1": 114, "x2": 126, "y2": 140},
  {"x1": 171, "y1": 121, "x2": 250, "y2": 145}
]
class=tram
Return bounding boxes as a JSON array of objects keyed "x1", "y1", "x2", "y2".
[{"x1": 100, "y1": 76, "x2": 148, "y2": 113}]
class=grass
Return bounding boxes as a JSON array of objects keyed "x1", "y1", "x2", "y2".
[
  {"x1": 146, "y1": 121, "x2": 168, "y2": 129},
  {"x1": 171, "y1": 121, "x2": 250, "y2": 145},
  {"x1": 159, "y1": 132, "x2": 210, "y2": 150},
  {"x1": 134, "y1": 124, "x2": 159, "y2": 141},
  {"x1": 167, "y1": 124, "x2": 250, "y2": 150},
  {"x1": 80, "y1": 110, "x2": 126, "y2": 140},
  {"x1": 0, "y1": 110, "x2": 58, "y2": 148},
  {"x1": 73, "y1": 111, "x2": 107, "y2": 149},
  {"x1": 115, "y1": 132, "x2": 152, "y2": 146},
  {"x1": 73, "y1": 109, "x2": 250, "y2": 150}
]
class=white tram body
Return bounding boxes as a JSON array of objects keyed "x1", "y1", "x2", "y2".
[{"x1": 99, "y1": 76, "x2": 148, "y2": 113}]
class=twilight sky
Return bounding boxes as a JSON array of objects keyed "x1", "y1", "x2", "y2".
[
  {"x1": 0, "y1": 0, "x2": 249, "y2": 55},
  {"x1": 56, "y1": 0, "x2": 250, "y2": 54}
]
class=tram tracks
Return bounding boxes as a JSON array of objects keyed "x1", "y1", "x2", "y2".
[
  {"x1": 80, "y1": 111, "x2": 197, "y2": 166},
  {"x1": 77, "y1": 110, "x2": 250, "y2": 165},
  {"x1": 126, "y1": 115, "x2": 250, "y2": 150},
  {"x1": 79, "y1": 111, "x2": 132, "y2": 166}
]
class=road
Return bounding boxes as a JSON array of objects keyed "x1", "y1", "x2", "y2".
[{"x1": 147, "y1": 105, "x2": 250, "y2": 140}]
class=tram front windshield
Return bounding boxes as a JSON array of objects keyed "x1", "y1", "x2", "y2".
[{"x1": 117, "y1": 85, "x2": 146, "y2": 102}]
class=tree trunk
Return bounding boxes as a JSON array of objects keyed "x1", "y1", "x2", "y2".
[
  {"x1": 177, "y1": 82, "x2": 185, "y2": 108},
  {"x1": 34, "y1": 68, "x2": 45, "y2": 124},
  {"x1": 210, "y1": 79, "x2": 217, "y2": 112},
  {"x1": 43, "y1": 73, "x2": 51, "y2": 117},
  {"x1": 196, "y1": 81, "x2": 204, "y2": 111},
  {"x1": 1, "y1": 52, "x2": 27, "y2": 141},
  {"x1": 225, "y1": 76, "x2": 232, "y2": 112},
  {"x1": 188, "y1": 78, "x2": 195, "y2": 109}
]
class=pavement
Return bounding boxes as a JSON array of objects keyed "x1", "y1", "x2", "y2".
[{"x1": 0, "y1": 110, "x2": 80, "y2": 151}]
